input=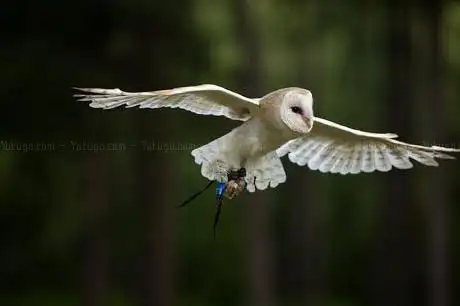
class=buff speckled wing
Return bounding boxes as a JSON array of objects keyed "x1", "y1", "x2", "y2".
[
  {"x1": 73, "y1": 84, "x2": 260, "y2": 121},
  {"x1": 277, "y1": 117, "x2": 460, "y2": 174}
]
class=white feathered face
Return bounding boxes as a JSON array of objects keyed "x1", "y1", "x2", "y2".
[{"x1": 280, "y1": 90, "x2": 314, "y2": 134}]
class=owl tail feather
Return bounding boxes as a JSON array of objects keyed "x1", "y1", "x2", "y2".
[{"x1": 244, "y1": 152, "x2": 287, "y2": 192}]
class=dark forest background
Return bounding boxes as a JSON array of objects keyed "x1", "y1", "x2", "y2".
[{"x1": 1, "y1": 0, "x2": 460, "y2": 305}]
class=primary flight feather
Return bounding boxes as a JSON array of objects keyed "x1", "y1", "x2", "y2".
[{"x1": 74, "y1": 84, "x2": 460, "y2": 192}]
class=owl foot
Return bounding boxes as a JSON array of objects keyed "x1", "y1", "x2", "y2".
[{"x1": 223, "y1": 168, "x2": 247, "y2": 199}]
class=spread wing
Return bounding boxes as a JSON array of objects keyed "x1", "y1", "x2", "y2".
[
  {"x1": 277, "y1": 117, "x2": 460, "y2": 174},
  {"x1": 74, "y1": 84, "x2": 260, "y2": 121}
]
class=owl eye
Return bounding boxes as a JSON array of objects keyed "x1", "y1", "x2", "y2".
[{"x1": 291, "y1": 106, "x2": 303, "y2": 115}]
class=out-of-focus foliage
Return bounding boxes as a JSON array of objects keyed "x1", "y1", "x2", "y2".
[{"x1": 1, "y1": 0, "x2": 459, "y2": 306}]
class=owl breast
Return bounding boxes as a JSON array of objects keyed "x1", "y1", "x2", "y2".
[{"x1": 227, "y1": 117, "x2": 298, "y2": 165}]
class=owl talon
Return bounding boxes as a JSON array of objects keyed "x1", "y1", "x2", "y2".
[{"x1": 223, "y1": 167, "x2": 247, "y2": 199}]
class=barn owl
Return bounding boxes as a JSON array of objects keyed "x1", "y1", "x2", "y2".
[{"x1": 74, "y1": 84, "x2": 460, "y2": 194}]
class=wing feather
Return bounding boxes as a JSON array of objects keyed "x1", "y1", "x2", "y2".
[
  {"x1": 308, "y1": 140, "x2": 333, "y2": 170},
  {"x1": 374, "y1": 143, "x2": 392, "y2": 172},
  {"x1": 74, "y1": 84, "x2": 260, "y2": 121},
  {"x1": 361, "y1": 143, "x2": 375, "y2": 173},
  {"x1": 287, "y1": 139, "x2": 317, "y2": 166},
  {"x1": 349, "y1": 142, "x2": 363, "y2": 174},
  {"x1": 277, "y1": 116, "x2": 459, "y2": 174},
  {"x1": 297, "y1": 141, "x2": 324, "y2": 167},
  {"x1": 338, "y1": 143, "x2": 356, "y2": 174},
  {"x1": 331, "y1": 150, "x2": 348, "y2": 174},
  {"x1": 318, "y1": 142, "x2": 345, "y2": 173}
]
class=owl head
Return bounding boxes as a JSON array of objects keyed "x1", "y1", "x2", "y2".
[{"x1": 278, "y1": 88, "x2": 314, "y2": 134}]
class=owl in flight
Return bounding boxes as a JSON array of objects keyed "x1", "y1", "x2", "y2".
[{"x1": 75, "y1": 84, "x2": 460, "y2": 193}]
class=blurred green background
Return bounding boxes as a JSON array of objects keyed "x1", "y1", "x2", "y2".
[{"x1": 1, "y1": 0, "x2": 460, "y2": 306}]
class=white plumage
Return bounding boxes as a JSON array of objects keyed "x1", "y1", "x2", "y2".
[{"x1": 74, "y1": 84, "x2": 460, "y2": 192}]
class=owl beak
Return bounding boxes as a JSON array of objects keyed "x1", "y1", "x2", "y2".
[{"x1": 303, "y1": 116, "x2": 314, "y2": 132}]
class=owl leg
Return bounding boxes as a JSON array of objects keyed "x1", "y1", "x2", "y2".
[
  {"x1": 224, "y1": 168, "x2": 248, "y2": 199},
  {"x1": 223, "y1": 181, "x2": 237, "y2": 199}
]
